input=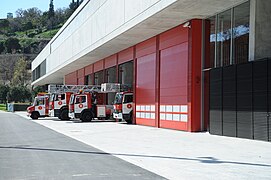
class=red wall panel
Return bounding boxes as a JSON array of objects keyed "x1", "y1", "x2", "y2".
[
  {"x1": 160, "y1": 43, "x2": 188, "y2": 104},
  {"x1": 136, "y1": 53, "x2": 156, "y2": 126},
  {"x1": 94, "y1": 60, "x2": 104, "y2": 72},
  {"x1": 77, "y1": 68, "x2": 85, "y2": 78},
  {"x1": 65, "y1": 71, "x2": 77, "y2": 85},
  {"x1": 77, "y1": 77, "x2": 85, "y2": 85},
  {"x1": 188, "y1": 19, "x2": 203, "y2": 132},
  {"x1": 160, "y1": 25, "x2": 189, "y2": 50},
  {"x1": 136, "y1": 37, "x2": 156, "y2": 58},
  {"x1": 85, "y1": 64, "x2": 93, "y2": 75},
  {"x1": 105, "y1": 54, "x2": 117, "y2": 69},
  {"x1": 118, "y1": 47, "x2": 134, "y2": 64}
]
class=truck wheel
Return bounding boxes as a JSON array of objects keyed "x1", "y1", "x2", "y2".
[
  {"x1": 31, "y1": 112, "x2": 39, "y2": 120},
  {"x1": 125, "y1": 112, "x2": 133, "y2": 124},
  {"x1": 105, "y1": 115, "x2": 110, "y2": 120},
  {"x1": 60, "y1": 109, "x2": 70, "y2": 120},
  {"x1": 82, "y1": 112, "x2": 92, "y2": 122}
]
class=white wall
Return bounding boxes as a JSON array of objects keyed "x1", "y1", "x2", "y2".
[
  {"x1": 32, "y1": 0, "x2": 164, "y2": 71},
  {"x1": 32, "y1": 0, "x2": 247, "y2": 85}
]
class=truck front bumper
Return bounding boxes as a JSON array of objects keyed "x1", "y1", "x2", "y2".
[{"x1": 113, "y1": 113, "x2": 123, "y2": 119}]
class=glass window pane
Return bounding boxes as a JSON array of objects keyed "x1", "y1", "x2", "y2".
[
  {"x1": 217, "y1": 9, "x2": 232, "y2": 67},
  {"x1": 94, "y1": 71, "x2": 104, "y2": 85},
  {"x1": 233, "y1": 1, "x2": 250, "y2": 64},
  {"x1": 106, "y1": 66, "x2": 116, "y2": 83},
  {"x1": 209, "y1": 16, "x2": 216, "y2": 68},
  {"x1": 118, "y1": 61, "x2": 133, "y2": 88}
]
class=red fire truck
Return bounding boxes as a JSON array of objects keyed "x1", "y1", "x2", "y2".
[
  {"x1": 48, "y1": 85, "x2": 96, "y2": 120},
  {"x1": 113, "y1": 92, "x2": 133, "y2": 124},
  {"x1": 68, "y1": 87, "x2": 112, "y2": 122},
  {"x1": 27, "y1": 93, "x2": 50, "y2": 119},
  {"x1": 101, "y1": 83, "x2": 133, "y2": 124},
  {"x1": 27, "y1": 85, "x2": 100, "y2": 120}
]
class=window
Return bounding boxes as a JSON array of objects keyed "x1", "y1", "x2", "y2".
[
  {"x1": 233, "y1": 2, "x2": 250, "y2": 64},
  {"x1": 94, "y1": 71, "x2": 104, "y2": 85},
  {"x1": 56, "y1": 94, "x2": 65, "y2": 101},
  {"x1": 85, "y1": 74, "x2": 94, "y2": 85},
  {"x1": 105, "y1": 66, "x2": 116, "y2": 83},
  {"x1": 32, "y1": 59, "x2": 46, "y2": 81},
  {"x1": 75, "y1": 96, "x2": 86, "y2": 104},
  {"x1": 69, "y1": 94, "x2": 75, "y2": 105},
  {"x1": 123, "y1": 94, "x2": 133, "y2": 103},
  {"x1": 207, "y1": 1, "x2": 249, "y2": 68},
  {"x1": 114, "y1": 93, "x2": 123, "y2": 104},
  {"x1": 119, "y1": 61, "x2": 133, "y2": 88}
]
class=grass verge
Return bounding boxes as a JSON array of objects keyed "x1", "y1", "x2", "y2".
[{"x1": 0, "y1": 104, "x2": 7, "y2": 111}]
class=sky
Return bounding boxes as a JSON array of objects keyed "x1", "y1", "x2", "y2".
[{"x1": 0, "y1": 0, "x2": 71, "y2": 19}]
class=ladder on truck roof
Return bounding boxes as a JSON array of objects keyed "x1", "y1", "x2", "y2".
[
  {"x1": 48, "y1": 84, "x2": 101, "y2": 94},
  {"x1": 101, "y1": 83, "x2": 131, "y2": 93}
]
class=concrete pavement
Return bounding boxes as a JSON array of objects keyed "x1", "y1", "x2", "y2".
[
  {"x1": 0, "y1": 111, "x2": 165, "y2": 180},
  {"x1": 15, "y1": 111, "x2": 271, "y2": 180}
]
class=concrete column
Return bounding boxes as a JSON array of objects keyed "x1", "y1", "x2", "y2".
[{"x1": 249, "y1": 0, "x2": 271, "y2": 61}]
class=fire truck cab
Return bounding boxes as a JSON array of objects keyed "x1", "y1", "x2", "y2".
[
  {"x1": 27, "y1": 93, "x2": 50, "y2": 119},
  {"x1": 113, "y1": 92, "x2": 133, "y2": 124},
  {"x1": 49, "y1": 92, "x2": 72, "y2": 120},
  {"x1": 101, "y1": 83, "x2": 133, "y2": 124},
  {"x1": 69, "y1": 87, "x2": 111, "y2": 122}
]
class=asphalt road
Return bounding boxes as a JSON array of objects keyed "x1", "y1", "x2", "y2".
[{"x1": 0, "y1": 111, "x2": 165, "y2": 180}]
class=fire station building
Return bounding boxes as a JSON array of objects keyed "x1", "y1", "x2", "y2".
[{"x1": 31, "y1": 0, "x2": 271, "y2": 141}]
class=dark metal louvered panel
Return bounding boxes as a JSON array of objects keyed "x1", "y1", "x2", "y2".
[
  {"x1": 237, "y1": 63, "x2": 253, "y2": 139},
  {"x1": 210, "y1": 68, "x2": 222, "y2": 135},
  {"x1": 268, "y1": 60, "x2": 271, "y2": 141},
  {"x1": 222, "y1": 66, "x2": 236, "y2": 137},
  {"x1": 253, "y1": 61, "x2": 268, "y2": 141}
]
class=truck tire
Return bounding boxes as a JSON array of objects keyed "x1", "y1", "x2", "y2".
[
  {"x1": 82, "y1": 111, "x2": 92, "y2": 122},
  {"x1": 60, "y1": 109, "x2": 70, "y2": 120},
  {"x1": 31, "y1": 112, "x2": 39, "y2": 120},
  {"x1": 125, "y1": 112, "x2": 133, "y2": 124},
  {"x1": 105, "y1": 115, "x2": 110, "y2": 120}
]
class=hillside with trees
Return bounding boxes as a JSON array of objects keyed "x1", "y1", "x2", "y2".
[
  {"x1": 0, "y1": 0, "x2": 83, "y2": 55},
  {"x1": 0, "y1": 0, "x2": 83, "y2": 104}
]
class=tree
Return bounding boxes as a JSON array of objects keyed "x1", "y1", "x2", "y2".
[
  {"x1": 47, "y1": 0, "x2": 56, "y2": 30},
  {"x1": 7, "y1": 86, "x2": 31, "y2": 103},
  {"x1": 4, "y1": 37, "x2": 21, "y2": 53},
  {"x1": 48, "y1": 0, "x2": 55, "y2": 19},
  {"x1": 23, "y1": 7, "x2": 42, "y2": 29},
  {"x1": 0, "y1": 85, "x2": 9, "y2": 103},
  {"x1": 11, "y1": 57, "x2": 30, "y2": 86},
  {"x1": 32, "y1": 86, "x2": 45, "y2": 99},
  {"x1": 0, "y1": 19, "x2": 10, "y2": 33},
  {"x1": 68, "y1": 0, "x2": 83, "y2": 15},
  {"x1": 0, "y1": 41, "x2": 5, "y2": 54}
]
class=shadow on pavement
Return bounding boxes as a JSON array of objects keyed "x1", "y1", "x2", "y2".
[{"x1": 0, "y1": 146, "x2": 270, "y2": 168}]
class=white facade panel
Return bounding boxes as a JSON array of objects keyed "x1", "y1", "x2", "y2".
[{"x1": 32, "y1": 0, "x2": 247, "y2": 85}]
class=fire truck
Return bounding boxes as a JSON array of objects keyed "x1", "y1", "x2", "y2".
[
  {"x1": 68, "y1": 86, "x2": 112, "y2": 122},
  {"x1": 27, "y1": 85, "x2": 99, "y2": 120},
  {"x1": 101, "y1": 83, "x2": 134, "y2": 124},
  {"x1": 48, "y1": 85, "x2": 99, "y2": 120},
  {"x1": 27, "y1": 93, "x2": 50, "y2": 119}
]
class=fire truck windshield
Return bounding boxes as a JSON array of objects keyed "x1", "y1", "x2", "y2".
[
  {"x1": 34, "y1": 97, "x2": 45, "y2": 106},
  {"x1": 69, "y1": 94, "x2": 75, "y2": 105},
  {"x1": 123, "y1": 94, "x2": 133, "y2": 103},
  {"x1": 114, "y1": 93, "x2": 123, "y2": 104},
  {"x1": 49, "y1": 94, "x2": 55, "y2": 102}
]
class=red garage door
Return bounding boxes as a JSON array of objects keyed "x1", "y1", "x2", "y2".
[
  {"x1": 159, "y1": 43, "x2": 189, "y2": 131},
  {"x1": 136, "y1": 53, "x2": 156, "y2": 127}
]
